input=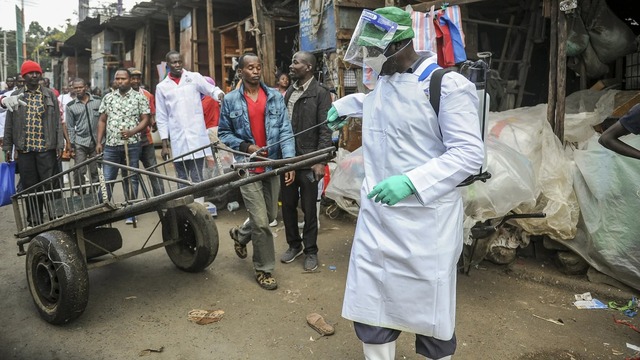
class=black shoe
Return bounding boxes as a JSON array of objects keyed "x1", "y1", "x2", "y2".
[
  {"x1": 280, "y1": 246, "x2": 303, "y2": 263},
  {"x1": 304, "y1": 254, "x2": 318, "y2": 271}
]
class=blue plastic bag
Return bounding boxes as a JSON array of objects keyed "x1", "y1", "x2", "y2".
[{"x1": 0, "y1": 162, "x2": 17, "y2": 206}]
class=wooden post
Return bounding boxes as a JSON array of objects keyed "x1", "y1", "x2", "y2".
[
  {"x1": 546, "y1": 0, "x2": 557, "y2": 130},
  {"x1": 554, "y1": 8, "x2": 567, "y2": 143},
  {"x1": 251, "y1": 0, "x2": 275, "y2": 86},
  {"x1": 192, "y1": 8, "x2": 198, "y2": 71},
  {"x1": 168, "y1": 8, "x2": 176, "y2": 51},
  {"x1": 145, "y1": 20, "x2": 152, "y2": 89},
  {"x1": 207, "y1": 0, "x2": 215, "y2": 79}
]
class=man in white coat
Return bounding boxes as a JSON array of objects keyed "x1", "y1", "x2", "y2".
[
  {"x1": 327, "y1": 7, "x2": 484, "y2": 360},
  {"x1": 155, "y1": 50, "x2": 224, "y2": 189}
]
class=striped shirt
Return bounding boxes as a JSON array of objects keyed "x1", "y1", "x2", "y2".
[{"x1": 66, "y1": 95, "x2": 102, "y2": 148}]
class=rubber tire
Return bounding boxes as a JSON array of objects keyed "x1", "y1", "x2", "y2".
[
  {"x1": 26, "y1": 230, "x2": 89, "y2": 325},
  {"x1": 163, "y1": 203, "x2": 219, "y2": 272}
]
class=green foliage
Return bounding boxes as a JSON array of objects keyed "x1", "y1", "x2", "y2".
[{"x1": 0, "y1": 20, "x2": 76, "y2": 78}]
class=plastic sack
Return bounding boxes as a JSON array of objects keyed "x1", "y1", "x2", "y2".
[
  {"x1": 487, "y1": 104, "x2": 579, "y2": 240},
  {"x1": 581, "y1": 0, "x2": 637, "y2": 65},
  {"x1": 325, "y1": 147, "x2": 364, "y2": 216},
  {"x1": 462, "y1": 136, "x2": 537, "y2": 222},
  {"x1": 566, "y1": 12, "x2": 589, "y2": 57},
  {"x1": 572, "y1": 134, "x2": 640, "y2": 290},
  {"x1": 0, "y1": 161, "x2": 16, "y2": 206}
]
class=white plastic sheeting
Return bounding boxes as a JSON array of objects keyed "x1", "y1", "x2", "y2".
[
  {"x1": 487, "y1": 104, "x2": 579, "y2": 240},
  {"x1": 324, "y1": 147, "x2": 363, "y2": 217},
  {"x1": 572, "y1": 135, "x2": 640, "y2": 290},
  {"x1": 462, "y1": 136, "x2": 537, "y2": 222}
]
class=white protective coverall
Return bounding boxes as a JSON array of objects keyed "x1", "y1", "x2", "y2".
[
  {"x1": 334, "y1": 54, "x2": 484, "y2": 340},
  {"x1": 155, "y1": 70, "x2": 224, "y2": 160}
]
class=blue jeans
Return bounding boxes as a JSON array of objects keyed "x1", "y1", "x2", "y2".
[
  {"x1": 103, "y1": 143, "x2": 141, "y2": 201},
  {"x1": 174, "y1": 158, "x2": 205, "y2": 188}
]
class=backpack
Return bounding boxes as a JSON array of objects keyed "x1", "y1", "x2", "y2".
[{"x1": 419, "y1": 63, "x2": 491, "y2": 187}]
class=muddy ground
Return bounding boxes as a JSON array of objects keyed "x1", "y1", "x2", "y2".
[{"x1": 0, "y1": 195, "x2": 638, "y2": 360}]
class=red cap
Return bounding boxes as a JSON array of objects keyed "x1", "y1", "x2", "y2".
[{"x1": 21, "y1": 60, "x2": 43, "y2": 77}]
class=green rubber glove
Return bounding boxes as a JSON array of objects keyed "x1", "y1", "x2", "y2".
[
  {"x1": 367, "y1": 174, "x2": 417, "y2": 206},
  {"x1": 327, "y1": 105, "x2": 347, "y2": 131}
]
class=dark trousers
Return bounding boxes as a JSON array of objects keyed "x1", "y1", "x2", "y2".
[
  {"x1": 73, "y1": 144, "x2": 99, "y2": 190},
  {"x1": 280, "y1": 169, "x2": 319, "y2": 255},
  {"x1": 354, "y1": 322, "x2": 457, "y2": 359},
  {"x1": 139, "y1": 143, "x2": 164, "y2": 196},
  {"x1": 17, "y1": 150, "x2": 59, "y2": 226}
]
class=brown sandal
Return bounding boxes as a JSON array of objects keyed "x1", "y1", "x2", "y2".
[
  {"x1": 255, "y1": 271, "x2": 278, "y2": 290},
  {"x1": 229, "y1": 228, "x2": 247, "y2": 259},
  {"x1": 306, "y1": 313, "x2": 335, "y2": 336}
]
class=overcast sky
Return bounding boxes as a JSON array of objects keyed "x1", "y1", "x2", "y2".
[{"x1": 0, "y1": 0, "x2": 140, "y2": 31}]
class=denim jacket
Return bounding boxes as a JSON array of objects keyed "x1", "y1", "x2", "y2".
[{"x1": 218, "y1": 82, "x2": 295, "y2": 164}]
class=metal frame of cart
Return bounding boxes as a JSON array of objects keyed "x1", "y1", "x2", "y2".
[{"x1": 10, "y1": 142, "x2": 335, "y2": 325}]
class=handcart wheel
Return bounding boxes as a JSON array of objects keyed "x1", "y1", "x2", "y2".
[
  {"x1": 25, "y1": 230, "x2": 89, "y2": 325},
  {"x1": 162, "y1": 203, "x2": 219, "y2": 272}
]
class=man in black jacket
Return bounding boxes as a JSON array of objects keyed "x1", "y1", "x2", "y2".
[
  {"x1": 280, "y1": 51, "x2": 332, "y2": 271},
  {"x1": 1, "y1": 61, "x2": 64, "y2": 225}
]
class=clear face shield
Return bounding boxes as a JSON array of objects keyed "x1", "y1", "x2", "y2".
[{"x1": 344, "y1": 10, "x2": 398, "y2": 74}]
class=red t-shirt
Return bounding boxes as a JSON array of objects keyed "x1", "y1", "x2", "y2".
[
  {"x1": 244, "y1": 87, "x2": 267, "y2": 173},
  {"x1": 202, "y1": 96, "x2": 220, "y2": 129},
  {"x1": 168, "y1": 73, "x2": 181, "y2": 85},
  {"x1": 139, "y1": 88, "x2": 155, "y2": 143}
]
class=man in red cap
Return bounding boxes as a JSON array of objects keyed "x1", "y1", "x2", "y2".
[{"x1": 1, "y1": 60, "x2": 64, "y2": 225}]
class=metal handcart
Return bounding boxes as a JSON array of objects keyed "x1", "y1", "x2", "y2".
[{"x1": 10, "y1": 142, "x2": 335, "y2": 325}]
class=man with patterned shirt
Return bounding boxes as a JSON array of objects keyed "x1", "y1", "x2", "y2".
[
  {"x1": 96, "y1": 69, "x2": 150, "y2": 203},
  {"x1": 66, "y1": 78, "x2": 101, "y2": 191},
  {"x1": 1, "y1": 61, "x2": 64, "y2": 225}
]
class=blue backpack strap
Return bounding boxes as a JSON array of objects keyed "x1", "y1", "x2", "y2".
[{"x1": 418, "y1": 63, "x2": 440, "y2": 81}]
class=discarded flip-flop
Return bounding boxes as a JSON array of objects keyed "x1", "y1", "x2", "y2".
[
  {"x1": 306, "y1": 313, "x2": 335, "y2": 336},
  {"x1": 188, "y1": 309, "x2": 225, "y2": 325}
]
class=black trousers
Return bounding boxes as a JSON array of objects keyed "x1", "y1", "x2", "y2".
[
  {"x1": 280, "y1": 169, "x2": 319, "y2": 255},
  {"x1": 354, "y1": 322, "x2": 457, "y2": 359},
  {"x1": 17, "y1": 150, "x2": 59, "y2": 226}
]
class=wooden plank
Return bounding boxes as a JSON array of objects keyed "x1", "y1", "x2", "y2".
[
  {"x1": 335, "y1": 0, "x2": 385, "y2": 8},
  {"x1": 412, "y1": 0, "x2": 486, "y2": 12},
  {"x1": 252, "y1": 0, "x2": 275, "y2": 86},
  {"x1": 336, "y1": 29, "x2": 354, "y2": 40},
  {"x1": 516, "y1": 0, "x2": 536, "y2": 108},
  {"x1": 168, "y1": 8, "x2": 175, "y2": 51},
  {"x1": 192, "y1": 7, "x2": 199, "y2": 71},
  {"x1": 134, "y1": 27, "x2": 144, "y2": 71},
  {"x1": 547, "y1": 0, "x2": 557, "y2": 130},
  {"x1": 207, "y1": 0, "x2": 215, "y2": 81},
  {"x1": 145, "y1": 21, "x2": 152, "y2": 89},
  {"x1": 498, "y1": 15, "x2": 516, "y2": 74}
]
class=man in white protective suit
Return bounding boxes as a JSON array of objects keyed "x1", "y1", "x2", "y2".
[{"x1": 326, "y1": 6, "x2": 484, "y2": 360}]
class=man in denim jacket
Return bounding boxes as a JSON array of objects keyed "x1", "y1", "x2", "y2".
[{"x1": 218, "y1": 53, "x2": 296, "y2": 290}]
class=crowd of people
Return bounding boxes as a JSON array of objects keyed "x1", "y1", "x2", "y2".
[{"x1": 0, "y1": 50, "x2": 333, "y2": 288}]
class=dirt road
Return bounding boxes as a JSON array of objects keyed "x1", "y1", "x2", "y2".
[{"x1": 0, "y1": 202, "x2": 638, "y2": 359}]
